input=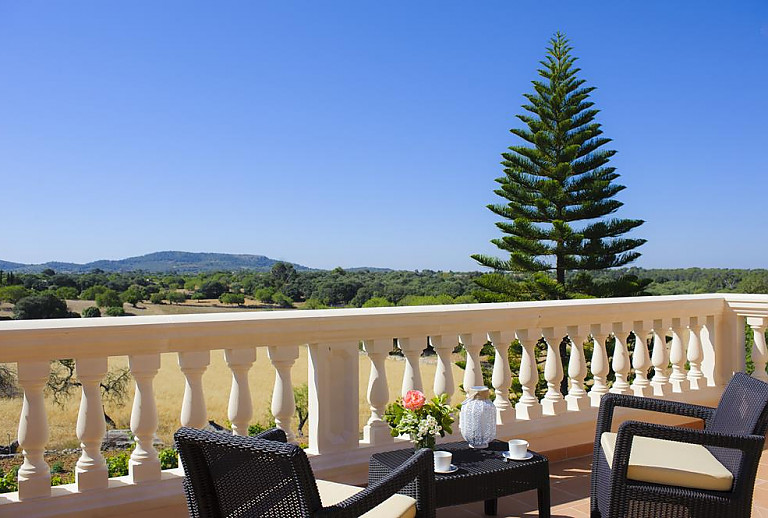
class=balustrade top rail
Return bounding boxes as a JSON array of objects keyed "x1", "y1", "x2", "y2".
[{"x1": 1, "y1": 294, "x2": 765, "y2": 363}]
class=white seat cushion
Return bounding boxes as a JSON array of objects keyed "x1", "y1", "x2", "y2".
[
  {"x1": 316, "y1": 479, "x2": 416, "y2": 518},
  {"x1": 601, "y1": 431, "x2": 733, "y2": 492}
]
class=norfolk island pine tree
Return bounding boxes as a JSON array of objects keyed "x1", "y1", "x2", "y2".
[{"x1": 472, "y1": 32, "x2": 647, "y2": 301}]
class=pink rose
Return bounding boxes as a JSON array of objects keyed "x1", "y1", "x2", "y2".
[{"x1": 403, "y1": 390, "x2": 426, "y2": 411}]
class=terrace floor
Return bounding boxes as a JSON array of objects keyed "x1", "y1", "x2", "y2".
[{"x1": 435, "y1": 449, "x2": 768, "y2": 517}]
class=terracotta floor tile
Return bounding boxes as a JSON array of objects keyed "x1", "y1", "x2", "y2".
[{"x1": 431, "y1": 453, "x2": 768, "y2": 517}]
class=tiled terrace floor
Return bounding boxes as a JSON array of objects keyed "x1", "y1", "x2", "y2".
[{"x1": 435, "y1": 449, "x2": 768, "y2": 517}]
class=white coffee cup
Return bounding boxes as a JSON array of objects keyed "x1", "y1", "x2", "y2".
[
  {"x1": 508, "y1": 439, "x2": 529, "y2": 459},
  {"x1": 434, "y1": 451, "x2": 452, "y2": 472}
]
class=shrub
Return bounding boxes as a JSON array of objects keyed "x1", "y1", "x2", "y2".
[
  {"x1": 0, "y1": 285, "x2": 31, "y2": 304},
  {"x1": 50, "y1": 461, "x2": 65, "y2": 474},
  {"x1": 149, "y1": 292, "x2": 165, "y2": 304},
  {"x1": 13, "y1": 294, "x2": 73, "y2": 320},
  {"x1": 253, "y1": 287, "x2": 275, "y2": 304},
  {"x1": 80, "y1": 285, "x2": 107, "y2": 300},
  {"x1": 271, "y1": 292, "x2": 294, "y2": 308},
  {"x1": 81, "y1": 306, "x2": 101, "y2": 318},
  {"x1": 302, "y1": 298, "x2": 328, "y2": 309},
  {"x1": 159, "y1": 448, "x2": 178, "y2": 470},
  {"x1": 105, "y1": 306, "x2": 126, "y2": 317},
  {"x1": 95, "y1": 289, "x2": 121, "y2": 308},
  {"x1": 167, "y1": 291, "x2": 188, "y2": 304},
  {"x1": 107, "y1": 452, "x2": 130, "y2": 477},
  {"x1": 362, "y1": 296, "x2": 394, "y2": 308},
  {"x1": 0, "y1": 466, "x2": 19, "y2": 493},
  {"x1": 219, "y1": 293, "x2": 245, "y2": 305},
  {"x1": 55, "y1": 286, "x2": 79, "y2": 300}
]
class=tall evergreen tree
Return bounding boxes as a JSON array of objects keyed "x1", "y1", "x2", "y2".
[{"x1": 472, "y1": 32, "x2": 646, "y2": 299}]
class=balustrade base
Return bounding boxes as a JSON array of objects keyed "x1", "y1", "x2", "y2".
[
  {"x1": 75, "y1": 466, "x2": 108, "y2": 491},
  {"x1": 631, "y1": 382, "x2": 652, "y2": 398},
  {"x1": 362, "y1": 423, "x2": 395, "y2": 445},
  {"x1": 17, "y1": 474, "x2": 51, "y2": 501},
  {"x1": 589, "y1": 391, "x2": 607, "y2": 408},
  {"x1": 688, "y1": 375, "x2": 705, "y2": 390},
  {"x1": 128, "y1": 459, "x2": 161, "y2": 483},
  {"x1": 565, "y1": 394, "x2": 590, "y2": 412},
  {"x1": 516, "y1": 402, "x2": 543, "y2": 420},
  {"x1": 541, "y1": 397, "x2": 567, "y2": 416},
  {"x1": 670, "y1": 377, "x2": 688, "y2": 393},
  {"x1": 651, "y1": 380, "x2": 671, "y2": 397}
]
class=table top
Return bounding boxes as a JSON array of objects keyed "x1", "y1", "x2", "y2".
[{"x1": 371, "y1": 439, "x2": 548, "y2": 480}]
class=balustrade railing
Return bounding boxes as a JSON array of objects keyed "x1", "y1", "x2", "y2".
[{"x1": 0, "y1": 294, "x2": 767, "y2": 516}]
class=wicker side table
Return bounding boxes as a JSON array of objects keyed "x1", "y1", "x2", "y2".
[{"x1": 369, "y1": 440, "x2": 550, "y2": 517}]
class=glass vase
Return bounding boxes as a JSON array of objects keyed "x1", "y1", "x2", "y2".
[{"x1": 459, "y1": 386, "x2": 496, "y2": 448}]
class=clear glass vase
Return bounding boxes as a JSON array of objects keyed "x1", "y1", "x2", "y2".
[{"x1": 459, "y1": 386, "x2": 496, "y2": 448}]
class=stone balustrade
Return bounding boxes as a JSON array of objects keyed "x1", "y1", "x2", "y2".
[{"x1": 0, "y1": 294, "x2": 767, "y2": 517}]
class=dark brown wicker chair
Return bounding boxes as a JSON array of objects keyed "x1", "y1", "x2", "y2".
[
  {"x1": 175, "y1": 426, "x2": 436, "y2": 518},
  {"x1": 590, "y1": 372, "x2": 768, "y2": 518}
]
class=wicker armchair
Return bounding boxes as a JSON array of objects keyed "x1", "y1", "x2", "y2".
[
  {"x1": 175, "y1": 427, "x2": 436, "y2": 518},
  {"x1": 591, "y1": 372, "x2": 768, "y2": 518}
]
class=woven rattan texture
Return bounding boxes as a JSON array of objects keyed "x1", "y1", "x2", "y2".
[
  {"x1": 370, "y1": 440, "x2": 549, "y2": 510},
  {"x1": 175, "y1": 427, "x2": 436, "y2": 518},
  {"x1": 590, "y1": 372, "x2": 768, "y2": 518}
]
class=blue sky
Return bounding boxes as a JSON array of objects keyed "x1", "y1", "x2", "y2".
[{"x1": 1, "y1": 1, "x2": 766, "y2": 271}]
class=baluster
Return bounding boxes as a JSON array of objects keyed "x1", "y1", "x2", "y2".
[
  {"x1": 650, "y1": 319, "x2": 671, "y2": 397},
  {"x1": 489, "y1": 331, "x2": 515, "y2": 424},
  {"x1": 630, "y1": 321, "x2": 651, "y2": 397},
  {"x1": 268, "y1": 346, "x2": 299, "y2": 442},
  {"x1": 687, "y1": 317, "x2": 705, "y2": 390},
  {"x1": 398, "y1": 337, "x2": 424, "y2": 396},
  {"x1": 565, "y1": 326, "x2": 589, "y2": 411},
  {"x1": 178, "y1": 351, "x2": 210, "y2": 429},
  {"x1": 540, "y1": 328, "x2": 566, "y2": 415},
  {"x1": 363, "y1": 338, "x2": 394, "y2": 445},
  {"x1": 225, "y1": 348, "x2": 256, "y2": 436},
  {"x1": 589, "y1": 325, "x2": 609, "y2": 407},
  {"x1": 16, "y1": 361, "x2": 51, "y2": 500},
  {"x1": 128, "y1": 354, "x2": 161, "y2": 483},
  {"x1": 749, "y1": 318, "x2": 768, "y2": 381},
  {"x1": 669, "y1": 318, "x2": 688, "y2": 392},
  {"x1": 460, "y1": 333, "x2": 484, "y2": 390},
  {"x1": 515, "y1": 329, "x2": 542, "y2": 420},
  {"x1": 431, "y1": 335, "x2": 455, "y2": 402},
  {"x1": 75, "y1": 358, "x2": 108, "y2": 490},
  {"x1": 610, "y1": 323, "x2": 631, "y2": 394},
  {"x1": 308, "y1": 342, "x2": 359, "y2": 455}
]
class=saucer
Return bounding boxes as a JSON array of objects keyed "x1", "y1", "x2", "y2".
[
  {"x1": 434, "y1": 464, "x2": 458, "y2": 474},
  {"x1": 502, "y1": 451, "x2": 534, "y2": 461}
]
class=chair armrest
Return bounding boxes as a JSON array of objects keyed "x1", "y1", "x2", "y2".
[
  {"x1": 595, "y1": 393, "x2": 715, "y2": 437},
  {"x1": 609, "y1": 420, "x2": 765, "y2": 490},
  {"x1": 252, "y1": 427, "x2": 287, "y2": 443},
  {"x1": 315, "y1": 448, "x2": 436, "y2": 518}
]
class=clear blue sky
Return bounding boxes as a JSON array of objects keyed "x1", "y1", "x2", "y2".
[{"x1": 1, "y1": 1, "x2": 766, "y2": 271}]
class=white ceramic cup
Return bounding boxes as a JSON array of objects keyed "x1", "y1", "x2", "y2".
[
  {"x1": 434, "y1": 451, "x2": 452, "y2": 472},
  {"x1": 508, "y1": 439, "x2": 529, "y2": 459}
]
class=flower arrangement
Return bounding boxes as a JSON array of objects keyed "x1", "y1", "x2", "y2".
[{"x1": 383, "y1": 390, "x2": 456, "y2": 449}]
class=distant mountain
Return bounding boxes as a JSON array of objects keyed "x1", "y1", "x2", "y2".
[
  {"x1": 0, "y1": 251, "x2": 311, "y2": 274},
  {"x1": 0, "y1": 260, "x2": 25, "y2": 270}
]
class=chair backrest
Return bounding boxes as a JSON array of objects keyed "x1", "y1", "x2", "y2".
[
  {"x1": 705, "y1": 372, "x2": 768, "y2": 476},
  {"x1": 175, "y1": 427, "x2": 322, "y2": 518},
  {"x1": 707, "y1": 372, "x2": 768, "y2": 436}
]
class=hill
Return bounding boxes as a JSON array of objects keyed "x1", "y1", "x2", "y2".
[{"x1": 0, "y1": 251, "x2": 310, "y2": 274}]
